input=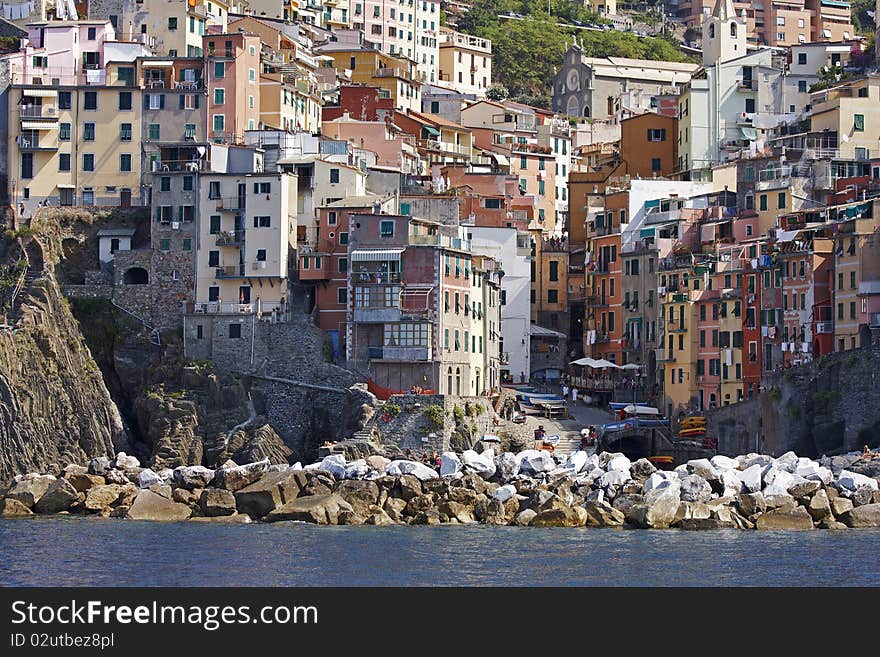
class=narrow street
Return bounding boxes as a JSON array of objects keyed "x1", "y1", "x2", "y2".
[{"x1": 519, "y1": 386, "x2": 616, "y2": 458}]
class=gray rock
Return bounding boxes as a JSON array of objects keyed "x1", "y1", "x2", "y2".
[
  {"x1": 755, "y1": 506, "x2": 815, "y2": 530},
  {"x1": 818, "y1": 518, "x2": 848, "y2": 529},
  {"x1": 211, "y1": 460, "x2": 269, "y2": 492},
  {"x1": 514, "y1": 509, "x2": 538, "y2": 526},
  {"x1": 365, "y1": 455, "x2": 391, "y2": 472},
  {"x1": 148, "y1": 483, "x2": 173, "y2": 499},
  {"x1": 787, "y1": 480, "x2": 820, "y2": 498},
  {"x1": 104, "y1": 469, "x2": 129, "y2": 485},
  {"x1": 338, "y1": 510, "x2": 366, "y2": 525},
  {"x1": 5, "y1": 475, "x2": 56, "y2": 508},
  {"x1": 234, "y1": 469, "x2": 307, "y2": 518},
  {"x1": 678, "y1": 517, "x2": 735, "y2": 530},
  {"x1": 830, "y1": 496, "x2": 854, "y2": 518},
  {"x1": 65, "y1": 473, "x2": 105, "y2": 493},
  {"x1": 364, "y1": 508, "x2": 396, "y2": 525},
  {"x1": 674, "y1": 501, "x2": 712, "y2": 524},
  {"x1": 526, "y1": 490, "x2": 566, "y2": 513},
  {"x1": 629, "y1": 458, "x2": 657, "y2": 482},
  {"x1": 88, "y1": 457, "x2": 112, "y2": 476},
  {"x1": 172, "y1": 466, "x2": 215, "y2": 490},
  {"x1": 393, "y1": 474, "x2": 424, "y2": 501},
  {"x1": 404, "y1": 493, "x2": 437, "y2": 516},
  {"x1": 0, "y1": 498, "x2": 33, "y2": 517},
  {"x1": 828, "y1": 454, "x2": 861, "y2": 475},
  {"x1": 583, "y1": 500, "x2": 625, "y2": 527},
  {"x1": 410, "y1": 509, "x2": 442, "y2": 525},
  {"x1": 687, "y1": 458, "x2": 720, "y2": 481},
  {"x1": 626, "y1": 493, "x2": 680, "y2": 529},
  {"x1": 680, "y1": 474, "x2": 713, "y2": 503},
  {"x1": 126, "y1": 490, "x2": 192, "y2": 522},
  {"x1": 383, "y1": 497, "x2": 407, "y2": 521},
  {"x1": 740, "y1": 464, "x2": 763, "y2": 493},
  {"x1": 852, "y1": 487, "x2": 875, "y2": 507},
  {"x1": 33, "y1": 478, "x2": 79, "y2": 514},
  {"x1": 172, "y1": 488, "x2": 198, "y2": 505},
  {"x1": 838, "y1": 503, "x2": 880, "y2": 528},
  {"x1": 199, "y1": 489, "x2": 237, "y2": 517},
  {"x1": 611, "y1": 493, "x2": 644, "y2": 517},
  {"x1": 764, "y1": 494, "x2": 797, "y2": 512},
  {"x1": 265, "y1": 493, "x2": 353, "y2": 524}
]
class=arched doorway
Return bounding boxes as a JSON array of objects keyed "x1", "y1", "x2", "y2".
[
  {"x1": 455, "y1": 368, "x2": 461, "y2": 396},
  {"x1": 447, "y1": 367, "x2": 453, "y2": 394},
  {"x1": 123, "y1": 267, "x2": 149, "y2": 285}
]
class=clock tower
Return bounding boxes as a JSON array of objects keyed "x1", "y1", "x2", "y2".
[{"x1": 702, "y1": 0, "x2": 747, "y2": 66}]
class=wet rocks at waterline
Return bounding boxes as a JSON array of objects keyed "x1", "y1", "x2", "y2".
[{"x1": 2, "y1": 448, "x2": 880, "y2": 529}]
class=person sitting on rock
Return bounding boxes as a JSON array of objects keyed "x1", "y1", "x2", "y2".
[{"x1": 861, "y1": 445, "x2": 876, "y2": 460}]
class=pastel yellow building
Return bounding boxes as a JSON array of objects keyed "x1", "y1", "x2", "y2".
[
  {"x1": 129, "y1": 0, "x2": 230, "y2": 57},
  {"x1": 317, "y1": 45, "x2": 422, "y2": 112},
  {"x1": 437, "y1": 28, "x2": 492, "y2": 98},
  {"x1": 661, "y1": 289, "x2": 699, "y2": 417},
  {"x1": 810, "y1": 76, "x2": 880, "y2": 160}
]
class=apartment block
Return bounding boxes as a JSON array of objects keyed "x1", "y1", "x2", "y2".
[
  {"x1": 436, "y1": 27, "x2": 491, "y2": 98},
  {"x1": 204, "y1": 31, "x2": 262, "y2": 143}
]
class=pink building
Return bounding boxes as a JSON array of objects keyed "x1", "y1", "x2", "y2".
[
  {"x1": 203, "y1": 32, "x2": 262, "y2": 144},
  {"x1": 321, "y1": 113, "x2": 420, "y2": 173}
]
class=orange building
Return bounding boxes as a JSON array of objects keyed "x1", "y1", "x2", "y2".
[{"x1": 619, "y1": 112, "x2": 678, "y2": 179}]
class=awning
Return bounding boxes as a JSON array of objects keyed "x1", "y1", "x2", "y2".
[
  {"x1": 350, "y1": 248, "x2": 404, "y2": 262},
  {"x1": 144, "y1": 60, "x2": 174, "y2": 67},
  {"x1": 22, "y1": 89, "x2": 57, "y2": 97},
  {"x1": 423, "y1": 126, "x2": 440, "y2": 137},
  {"x1": 21, "y1": 121, "x2": 58, "y2": 130},
  {"x1": 57, "y1": 183, "x2": 76, "y2": 188},
  {"x1": 822, "y1": 29, "x2": 832, "y2": 38},
  {"x1": 531, "y1": 324, "x2": 566, "y2": 339},
  {"x1": 488, "y1": 152, "x2": 509, "y2": 166},
  {"x1": 740, "y1": 126, "x2": 758, "y2": 140},
  {"x1": 640, "y1": 221, "x2": 678, "y2": 238}
]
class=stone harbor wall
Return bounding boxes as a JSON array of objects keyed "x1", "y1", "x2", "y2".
[{"x1": 708, "y1": 345, "x2": 880, "y2": 458}]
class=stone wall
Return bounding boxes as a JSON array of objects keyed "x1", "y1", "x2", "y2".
[
  {"x1": 111, "y1": 249, "x2": 154, "y2": 323},
  {"x1": 708, "y1": 345, "x2": 880, "y2": 458}
]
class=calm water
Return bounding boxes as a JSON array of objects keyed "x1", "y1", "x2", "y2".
[{"x1": 2, "y1": 516, "x2": 879, "y2": 586}]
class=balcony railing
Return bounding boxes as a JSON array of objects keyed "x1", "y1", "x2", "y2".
[
  {"x1": 152, "y1": 159, "x2": 206, "y2": 172},
  {"x1": 217, "y1": 197, "x2": 245, "y2": 211},
  {"x1": 19, "y1": 105, "x2": 57, "y2": 118},
  {"x1": 352, "y1": 271, "x2": 402, "y2": 284},
  {"x1": 376, "y1": 67, "x2": 407, "y2": 78},
  {"x1": 354, "y1": 306, "x2": 401, "y2": 323},
  {"x1": 215, "y1": 265, "x2": 245, "y2": 278},
  {"x1": 367, "y1": 345, "x2": 431, "y2": 361},
  {"x1": 216, "y1": 230, "x2": 245, "y2": 247}
]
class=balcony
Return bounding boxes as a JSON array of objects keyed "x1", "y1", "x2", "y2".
[
  {"x1": 352, "y1": 271, "x2": 402, "y2": 285},
  {"x1": 354, "y1": 306, "x2": 401, "y2": 323},
  {"x1": 216, "y1": 197, "x2": 245, "y2": 212},
  {"x1": 668, "y1": 323, "x2": 687, "y2": 333},
  {"x1": 17, "y1": 137, "x2": 57, "y2": 151},
  {"x1": 19, "y1": 105, "x2": 57, "y2": 119},
  {"x1": 367, "y1": 345, "x2": 431, "y2": 361},
  {"x1": 655, "y1": 348, "x2": 668, "y2": 362},
  {"x1": 216, "y1": 230, "x2": 244, "y2": 247},
  {"x1": 152, "y1": 159, "x2": 206, "y2": 173},
  {"x1": 738, "y1": 79, "x2": 757, "y2": 91},
  {"x1": 215, "y1": 265, "x2": 245, "y2": 278},
  {"x1": 375, "y1": 67, "x2": 407, "y2": 78},
  {"x1": 417, "y1": 139, "x2": 470, "y2": 156}
]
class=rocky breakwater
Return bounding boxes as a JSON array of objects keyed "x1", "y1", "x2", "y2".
[{"x1": 3, "y1": 447, "x2": 880, "y2": 530}]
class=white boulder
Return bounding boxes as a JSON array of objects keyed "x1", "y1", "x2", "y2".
[
  {"x1": 645, "y1": 479, "x2": 681, "y2": 505},
  {"x1": 795, "y1": 460, "x2": 833, "y2": 484},
  {"x1": 720, "y1": 469, "x2": 743, "y2": 496},
  {"x1": 386, "y1": 460, "x2": 439, "y2": 481},
  {"x1": 440, "y1": 452, "x2": 463, "y2": 477},
  {"x1": 565, "y1": 450, "x2": 589, "y2": 473},
  {"x1": 493, "y1": 485, "x2": 517, "y2": 503},
  {"x1": 344, "y1": 460, "x2": 369, "y2": 480},
  {"x1": 517, "y1": 450, "x2": 557, "y2": 475},
  {"x1": 137, "y1": 469, "x2": 162, "y2": 489},
  {"x1": 112, "y1": 452, "x2": 140, "y2": 470},
  {"x1": 643, "y1": 470, "x2": 679, "y2": 494},
  {"x1": 461, "y1": 450, "x2": 497, "y2": 479},
  {"x1": 772, "y1": 451, "x2": 799, "y2": 473},
  {"x1": 496, "y1": 452, "x2": 520, "y2": 479},
  {"x1": 837, "y1": 470, "x2": 879, "y2": 492},
  {"x1": 316, "y1": 454, "x2": 347, "y2": 479},
  {"x1": 740, "y1": 464, "x2": 763, "y2": 493},
  {"x1": 598, "y1": 469, "x2": 630, "y2": 488},
  {"x1": 710, "y1": 455, "x2": 740, "y2": 471},
  {"x1": 606, "y1": 455, "x2": 632, "y2": 473},
  {"x1": 290, "y1": 462, "x2": 303, "y2": 471}
]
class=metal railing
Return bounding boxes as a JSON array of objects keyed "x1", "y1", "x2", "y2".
[
  {"x1": 19, "y1": 105, "x2": 57, "y2": 118},
  {"x1": 216, "y1": 230, "x2": 245, "y2": 246},
  {"x1": 217, "y1": 197, "x2": 245, "y2": 211},
  {"x1": 215, "y1": 265, "x2": 245, "y2": 278}
]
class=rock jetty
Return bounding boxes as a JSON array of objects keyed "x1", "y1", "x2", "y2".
[{"x1": 2, "y1": 448, "x2": 880, "y2": 529}]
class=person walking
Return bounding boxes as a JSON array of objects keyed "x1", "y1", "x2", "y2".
[
  {"x1": 571, "y1": 387, "x2": 579, "y2": 404},
  {"x1": 562, "y1": 383, "x2": 569, "y2": 400}
]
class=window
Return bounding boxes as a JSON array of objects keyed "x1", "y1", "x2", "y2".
[
  {"x1": 183, "y1": 239, "x2": 192, "y2": 252},
  {"x1": 183, "y1": 176, "x2": 193, "y2": 191},
  {"x1": 777, "y1": 192, "x2": 786, "y2": 209},
  {"x1": 851, "y1": 271, "x2": 856, "y2": 289},
  {"x1": 329, "y1": 168, "x2": 340, "y2": 183},
  {"x1": 798, "y1": 80, "x2": 807, "y2": 93},
  {"x1": 148, "y1": 124, "x2": 160, "y2": 140},
  {"x1": 208, "y1": 287, "x2": 220, "y2": 302},
  {"x1": 58, "y1": 153, "x2": 71, "y2": 171},
  {"x1": 647, "y1": 128, "x2": 666, "y2": 142},
  {"x1": 248, "y1": 68, "x2": 255, "y2": 82},
  {"x1": 213, "y1": 88, "x2": 225, "y2": 105},
  {"x1": 337, "y1": 287, "x2": 347, "y2": 304},
  {"x1": 745, "y1": 98, "x2": 755, "y2": 113},
  {"x1": 651, "y1": 157, "x2": 661, "y2": 172},
  {"x1": 59, "y1": 123, "x2": 71, "y2": 141},
  {"x1": 82, "y1": 153, "x2": 95, "y2": 171},
  {"x1": 854, "y1": 114, "x2": 865, "y2": 131},
  {"x1": 339, "y1": 232, "x2": 348, "y2": 245},
  {"x1": 248, "y1": 95, "x2": 254, "y2": 109},
  {"x1": 380, "y1": 221, "x2": 394, "y2": 237},
  {"x1": 119, "y1": 122, "x2": 132, "y2": 141},
  {"x1": 549, "y1": 261, "x2": 559, "y2": 281},
  {"x1": 184, "y1": 124, "x2": 196, "y2": 140},
  {"x1": 338, "y1": 258, "x2": 348, "y2": 273},
  {"x1": 84, "y1": 92, "x2": 97, "y2": 110},
  {"x1": 759, "y1": 194, "x2": 768, "y2": 211},
  {"x1": 229, "y1": 324, "x2": 241, "y2": 339},
  {"x1": 160, "y1": 239, "x2": 170, "y2": 252},
  {"x1": 850, "y1": 302, "x2": 857, "y2": 319},
  {"x1": 159, "y1": 177, "x2": 171, "y2": 192},
  {"x1": 256, "y1": 249, "x2": 267, "y2": 262},
  {"x1": 858, "y1": 87, "x2": 869, "y2": 98},
  {"x1": 213, "y1": 115, "x2": 225, "y2": 132},
  {"x1": 83, "y1": 123, "x2": 95, "y2": 141},
  {"x1": 168, "y1": 17, "x2": 178, "y2": 30},
  {"x1": 548, "y1": 289, "x2": 558, "y2": 303},
  {"x1": 119, "y1": 153, "x2": 131, "y2": 172},
  {"x1": 798, "y1": 53, "x2": 807, "y2": 65},
  {"x1": 87, "y1": 27, "x2": 96, "y2": 40},
  {"x1": 214, "y1": 62, "x2": 225, "y2": 78},
  {"x1": 209, "y1": 216, "x2": 221, "y2": 234},
  {"x1": 208, "y1": 251, "x2": 219, "y2": 267},
  {"x1": 253, "y1": 216, "x2": 271, "y2": 228},
  {"x1": 253, "y1": 182, "x2": 271, "y2": 194}
]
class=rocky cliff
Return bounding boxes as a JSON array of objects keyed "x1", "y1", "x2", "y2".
[{"x1": 0, "y1": 223, "x2": 129, "y2": 483}]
